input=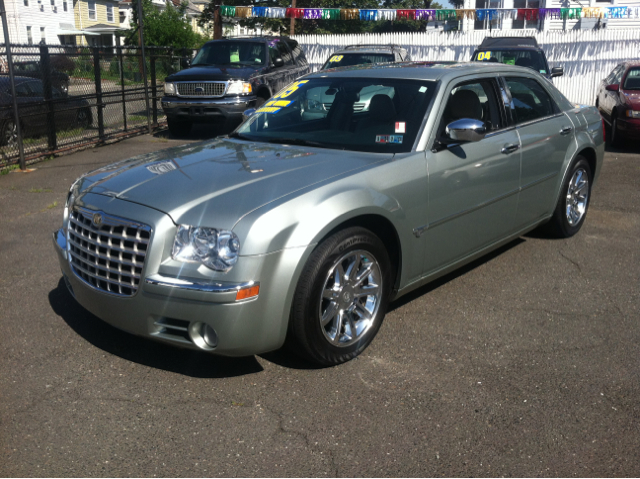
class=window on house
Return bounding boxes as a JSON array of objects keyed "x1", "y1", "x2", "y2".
[
  {"x1": 107, "y1": 4, "x2": 114, "y2": 22},
  {"x1": 88, "y1": 0, "x2": 96, "y2": 19},
  {"x1": 512, "y1": 0, "x2": 540, "y2": 29},
  {"x1": 40, "y1": 27, "x2": 45, "y2": 43},
  {"x1": 50, "y1": 0, "x2": 54, "y2": 5},
  {"x1": 24, "y1": 0, "x2": 29, "y2": 6},
  {"x1": 119, "y1": 11, "x2": 125, "y2": 23},
  {"x1": 27, "y1": 26, "x2": 33, "y2": 45},
  {"x1": 63, "y1": 0, "x2": 67, "y2": 11},
  {"x1": 474, "y1": 0, "x2": 504, "y2": 30}
]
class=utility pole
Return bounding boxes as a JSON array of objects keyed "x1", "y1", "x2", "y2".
[
  {"x1": 290, "y1": 0, "x2": 296, "y2": 35},
  {"x1": 0, "y1": 0, "x2": 27, "y2": 170},
  {"x1": 213, "y1": 4, "x2": 222, "y2": 39}
]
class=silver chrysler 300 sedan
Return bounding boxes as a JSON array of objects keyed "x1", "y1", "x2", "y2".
[{"x1": 53, "y1": 62, "x2": 604, "y2": 366}]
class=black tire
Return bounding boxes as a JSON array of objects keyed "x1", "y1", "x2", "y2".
[
  {"x1": 287, "y1": 227, "x2": 393, "y2": 366},
  {"x1": 547, "y1": 156, "x2": 592, "y2": 238},
  {"x1": 167, "y1": 118, "x2": 192, "y2": 137},
  {"x1": 608, "y1": 112, "x2": 622, "y2": 148}
]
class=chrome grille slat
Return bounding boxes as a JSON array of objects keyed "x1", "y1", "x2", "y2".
[
  {"x1": 176, "y1": 82, "x2": 227, "y2": 98},
  {"x1": 67, "y1": 208, "x2": 151, "y2": 297}
]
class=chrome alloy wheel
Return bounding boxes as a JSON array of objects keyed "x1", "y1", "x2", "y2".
[
  {"x1": 3, "y1": 120, "x2": 17, "y2": 147},
  {"x1": 319, "y1": 250, "x2": 382, "y2": 347},
  {"x1": 565, "y1": 167, "x2": 589, "y2": 226}
]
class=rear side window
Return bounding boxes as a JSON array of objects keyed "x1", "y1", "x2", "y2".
[
  {"x1": 505, "y1": 77, "x2": 557, "y2": 124},
  {"x1": 623, "y1": 68, "x2": 640, "y2": 90}
]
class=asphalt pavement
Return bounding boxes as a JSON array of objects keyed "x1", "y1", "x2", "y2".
[{"x1": 0, "y1": 131, "x2": 638, "y2": 477}]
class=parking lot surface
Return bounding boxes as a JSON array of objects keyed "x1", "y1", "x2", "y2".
[{"x1": 0, "y1": 133, "x2": 638, "y2": 477}]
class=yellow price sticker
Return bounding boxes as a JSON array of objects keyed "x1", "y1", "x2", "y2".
[
  {"x1": 477, "y1": 51, "x2": 492, "y2": 61},
  {"x1": 273, "y1": 80, "x2": 309, "y2": 99},
  {"x1": 329, "y1": 55, "x2": 343, "y2": 63},
  {"x1": 266, "y1": 100, "x2": 293, "y2": 107},
  {"x1": 256, "y1": 106, "x2": 282, "y2": 114}
]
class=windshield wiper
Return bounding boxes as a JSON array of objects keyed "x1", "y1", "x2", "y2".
[{"x1": 265, "y1": 138, "x2": 328, "y2": 148}]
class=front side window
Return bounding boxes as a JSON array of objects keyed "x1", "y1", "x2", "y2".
[
  {"x1": 321, "y1": 53, "x2": 394, "y2": 70},
  {"x1": 26, "y1": 81, "x2": 44, "y2": 97},
  {"x1": 505, "y1": 77, "x2": 556, "y2": 124},
  {"x1": 192, "y1": 41, "x2": 266, "y2": 66},
  {"x1": 273, "y1": 40, "x2": 293, "y2": 66},
  {"x1": 234, "y1": 78, "x2": 436, "y2": 153},
  {"x1": 88, "y1": 0, "x2": 96, "y2": 20},
  {"x1": 107, "y1": 4, "x2": 114, "y2": 22},
  {"x1": 473, "y1": 49, "x2": 548, "y2": 75},
  {"x1": 623, "y1": 68, "x2": 640, "y2": 90},
  {"x1": 605, "y1": 65, "x2": 623, "y2": 84},
  {"x1": 612, "y1": 66, "x2": 625, "y2": 85},
  {"x1": 438, "y1": 79, "x2": 503, "y2": 139}
]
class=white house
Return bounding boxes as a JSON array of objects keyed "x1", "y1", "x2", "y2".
[
  {"x1": 0, "y1": 0, "x2": 78, "y2": 45},
  {"x1": 462, "y1": 0, "x2": 640, "y2": 30}
]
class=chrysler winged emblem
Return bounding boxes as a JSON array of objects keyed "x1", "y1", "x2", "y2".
[{"x1": 92, "y1": 213, "x2": 102, "y2": 227}]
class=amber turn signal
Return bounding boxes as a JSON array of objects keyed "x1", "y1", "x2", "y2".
[{"x1": 236, "y1": 284, "x2": 260, "y2": 301}]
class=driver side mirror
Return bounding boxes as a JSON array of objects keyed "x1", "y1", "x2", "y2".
[
  {"x1": 551, "y1": 66, "x2": 564, "y2": 78},
  {"x1": 273, "y1": 57, "x2": 284, "y2": 68},
  {"x1": 605, "y1": 84, "x2": 619, "y2": 92},
  {"x1": 446, "y1": 119, "x2": 487, "y2": 143},
  {"x1": 180, "y1": 57, "x2": 191, "y2": 69}
]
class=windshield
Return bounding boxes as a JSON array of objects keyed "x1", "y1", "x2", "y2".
[
  {"x1": 321, "y1": 53, "x2": 395, "y2": 70},
  {"x1": 192, "y1": 41, "x2": 266, "y2": 67},
  {"x1": 623, "y1": 68, "x2": 640, "y2": 90},
  {"x1": 472, "y1": 49, "x2": 548, "y2": 75},
  {"x1": 234, "y1": 77, "x2": 435, "y2": 153}
]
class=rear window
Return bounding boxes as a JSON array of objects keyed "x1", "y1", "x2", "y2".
[
  {"x1": 321, "y1": 53, "x2": 394, "y2": 70},
  {"x1": 623, "y1": 68, "x2": 640, "y2": 90},
  {"x1": 472, "y1": 49, "x2": 548, "y2": 75}
]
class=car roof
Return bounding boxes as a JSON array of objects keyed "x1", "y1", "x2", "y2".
[
  {"x1": 307, "y1": 61, "x2": 546, "y2": 81},
  {"x1": 477, "y1": 36, "x2": 541, "y2": 50},
  {"x1": 331, "y1": 44, "x2": 407, "y2": 55}
]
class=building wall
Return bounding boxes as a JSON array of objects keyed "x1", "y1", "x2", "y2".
[
  {"x1": 73, "y1": 0, "x2": 120, "y2": 44},
  {"x1": 0, "y1": 0, "x2": 76, "y2": 45},
  {"x1": 545, "y1": 0, "x2": 640, "y2": 30}
]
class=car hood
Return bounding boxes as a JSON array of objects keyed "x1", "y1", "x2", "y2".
[
  {"x1": 74, "y1": 138, "x2": 391, "y2": 229},
  {"x1": 165, "y1": 65, "x2": 266, "y2": 82},
  {"x1": 623, "y1": 90, "x2": 640, "y2": 109}
]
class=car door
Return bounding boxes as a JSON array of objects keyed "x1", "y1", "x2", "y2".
[
  {"x1": 423, "y1": 76, "x2": 521, "y2": 274},
  {"x1": 285, "y1": 39, "x2": 311, "y2": 79},
  {"x1": 16, "y1": 81, "x2": 47, "y2": 137},
  {"x1": 597, "y1": 66, "x2": 619, "y2": 120},
  {"x1": 502, "y1": 76, "x2": 575, "y2": 227},
  {"x1": 602, "y1": 65, "x2": 625, "y2": 121}
]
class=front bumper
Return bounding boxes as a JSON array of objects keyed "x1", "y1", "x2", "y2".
[
  {"x1": 161, "y1": 95, "x2": 257, "y2": 123},
  {"x1": 617, "y1": 116, "x2": 640, "y2": 139},
  {"x1": 52, "y1": 194, "x2": 308, "y2": 357}
]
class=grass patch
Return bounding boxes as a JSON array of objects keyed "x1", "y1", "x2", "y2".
[
  {"x1": 29, "y1": 188, "x2": 53, "y2": 193},
  {"x1": 0, "y1": 164, "x2": 20, "y2": 175},
  {"x1": 128, "y1": 115, "x2": 149, "y2": 123},
  {"x1": 47, "y1": 201, "x2": 58, "y2": 209}
]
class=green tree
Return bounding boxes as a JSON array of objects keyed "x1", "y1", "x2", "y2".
[{"x1": 125, "y1": 0, "x2": 208, "y2": 49}]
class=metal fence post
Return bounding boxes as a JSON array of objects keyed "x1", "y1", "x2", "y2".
[
  {"x1": 40, "y1": 43, "x2": 57, "y2": 151},
  {"x1": 149, "y1": 52, "x2": 157, "y2": 126},
  {"x1": 118, "y1": 47, "x2": 127, "y2": 131},
  {"x1": 93, "y1": 47, "x2": 105, "y2": 141}
]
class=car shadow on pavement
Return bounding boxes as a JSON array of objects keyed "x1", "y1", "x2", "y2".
[
  {"x1": 388, "y1": 238, "x2": 525, "y2": 313},
  {"x1": 49, "y1": 278, "x2": 265, "y2": 378}
]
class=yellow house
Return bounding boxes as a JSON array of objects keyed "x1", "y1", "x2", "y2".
[{"x1": 73, "y1": 0, "x2": 121, "y2": 46}]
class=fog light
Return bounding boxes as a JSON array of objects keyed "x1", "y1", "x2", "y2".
[{"x1": 189, "y1": 322, "x2": 218, "y2": 350}]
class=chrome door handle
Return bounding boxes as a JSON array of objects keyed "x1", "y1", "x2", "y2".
[
  {"x1": 560, "y1": 126, "x2": 573, "y2": 135},
  {"x1": 501, "y1": 144, "x2": 520, "y2": 154}
]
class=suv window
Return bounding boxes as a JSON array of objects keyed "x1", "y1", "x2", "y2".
[
  {"x1": 473, "y1": 50, "x2": 548, "y2": 75},
  {"x1": 285, "y1": 39, "x2": 307, "y2": 66},
  {"x1": 271, "y1": 40, "x2": 293, "y2": 66},
  {"x1": 439, "y1": 79, "x2": 502, "y2": 137},
  {"x1": 505, "y1": 77, "x2": 556, "y2": 124}
]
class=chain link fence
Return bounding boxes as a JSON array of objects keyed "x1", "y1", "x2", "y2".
[{"x1": 0, "y1": 44, "x2": 195, "y2": 169}]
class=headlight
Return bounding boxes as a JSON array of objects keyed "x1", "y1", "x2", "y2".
[
  {"x1": 227, "y1": 81, "x2": 252, "y2": 95},
  {"x1": 625, "y1": 110, "x2": 640, "y2": 118},
  {"x1": 164, "y1": 82, "x2": 176, "y2": 95},
  {"x1": 172, "y1": 225, "x2": 241, "y2": 272}
]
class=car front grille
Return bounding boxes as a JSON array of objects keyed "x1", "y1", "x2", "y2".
[
  {"x1": 67, "y1": 208, "x2": 151, "y2": 297},
  {"x1": 176, "y1": 82, "x2": 226, "y2": 97}
]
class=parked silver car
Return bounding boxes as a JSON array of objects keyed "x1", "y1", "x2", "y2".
[{"x1": 53, "y1": 63, "x2": 604, "y2": 366}]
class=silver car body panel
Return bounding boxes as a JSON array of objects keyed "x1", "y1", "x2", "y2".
[{"x1": 54, "y1": 62, "x2": 604, "y2": 356}]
